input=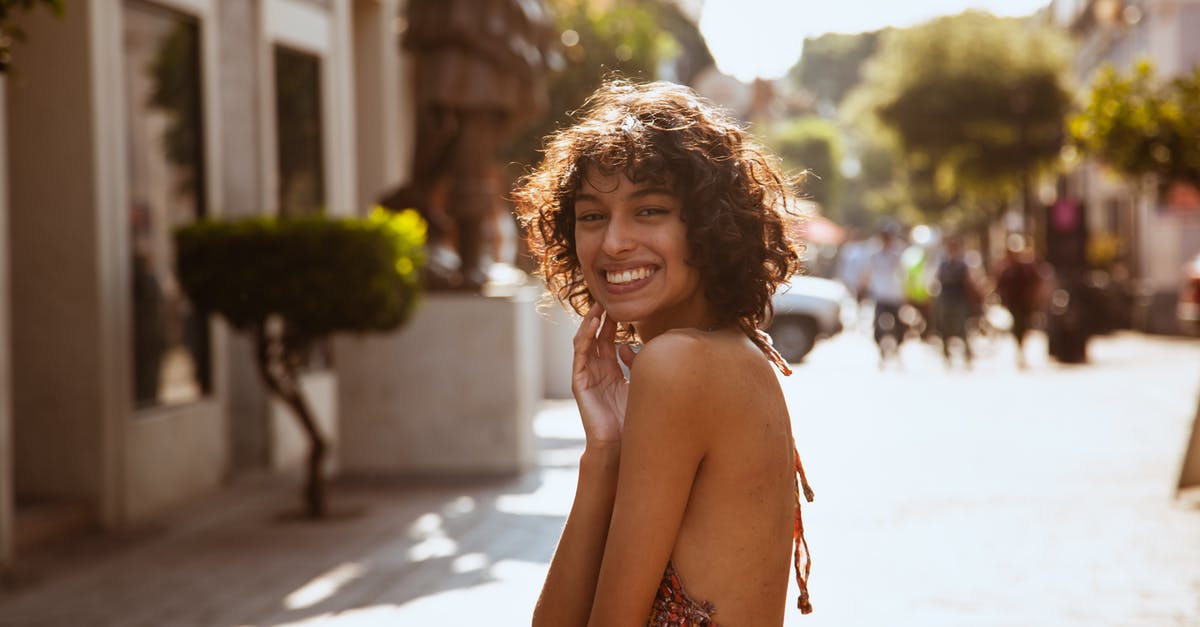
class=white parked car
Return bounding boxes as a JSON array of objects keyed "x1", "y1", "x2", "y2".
[{"x1": 767, "y1": 275, "x2": 851, "y2": 363}]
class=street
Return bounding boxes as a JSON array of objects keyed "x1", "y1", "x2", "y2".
[{"x1": 1, "y1": 329, "x2": 1198, "y2": 626}]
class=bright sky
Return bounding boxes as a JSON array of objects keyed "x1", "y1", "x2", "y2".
[{"x1": 698, "y1": 0, "x2": 1052, "y2": 82}]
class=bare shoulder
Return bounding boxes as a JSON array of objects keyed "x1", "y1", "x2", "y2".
[
  {"x1": 629, "y1": 328, "x2": 737, "y2": 387},
  {"x1": 630, "y1": 328, "x2": 710, "y2": 377},
  {"x1": 628, "y1": 330, "x2": 773, "y2": 423}
]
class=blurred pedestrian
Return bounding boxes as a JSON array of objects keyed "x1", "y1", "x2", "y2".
[
  {"x1": 834, "y1": 226, "x2": 870, "y2": 328},
  {"x1": 902, "y1": 237, "x2": 935, "y2": 339},
  {"x1": 994, "y1": 235, "x2": 1042, "y2": 368},
  {"x1": 933, "y1": 235, "x2": 977, "y2": 369},
  {"x1": 864, "y1": 224, "x2": 907, "y2": 367}
]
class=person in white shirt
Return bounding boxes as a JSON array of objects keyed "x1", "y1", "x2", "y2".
[
  {"x1": 834, "y1": 228, "x2": 870, "y2": 328},
  {"x1": 863, "y1": 226, "x2": 907, "y2": 365}
]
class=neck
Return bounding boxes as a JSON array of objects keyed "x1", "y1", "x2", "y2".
[{"x1": 635, "y1": 311, "x2": 720, "y2": 343}]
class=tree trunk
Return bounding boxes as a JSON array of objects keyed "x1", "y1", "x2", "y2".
[{"x1": 253, "y1": 325, "x2": 328, "y2": 518}]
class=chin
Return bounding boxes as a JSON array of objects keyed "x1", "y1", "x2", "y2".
[{"x1": 592, "y1": 299, "x2": 642, "y2": 324}]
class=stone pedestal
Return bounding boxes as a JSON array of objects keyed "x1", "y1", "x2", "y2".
[{"x1": 335, "y1": 288, "x2": 540, "y2": 475}]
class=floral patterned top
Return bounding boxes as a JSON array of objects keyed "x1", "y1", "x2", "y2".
[{"x1": 648, "y1": 561, "x2": 717, "y2": 626}]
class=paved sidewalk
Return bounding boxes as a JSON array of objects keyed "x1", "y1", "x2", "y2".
[
  {"x1": 0, "y1": 331, "x2": 1198, "y2": 626},
  {"x1": 0, "y1": 408, "x2": 580, "y2": 627}
]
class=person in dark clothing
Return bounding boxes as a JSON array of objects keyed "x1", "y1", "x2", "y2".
[
  {"x1": 934, "y1": 236, "x2": 976, "y2": 368},
  {"x1": 994, "y1": 239, "x2": 1041, "y2": 368}
]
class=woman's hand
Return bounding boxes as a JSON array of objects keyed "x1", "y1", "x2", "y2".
[{"x1": 572, "y1": 303, "x2": 638, "y2": 446}]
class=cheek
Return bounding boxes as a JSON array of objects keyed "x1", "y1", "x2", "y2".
[
  {"x1": 656, "y1": 227, "x2": 692, "y2": 266},
  {"x1": 573, "y1": 233, "x2": 597, "y2": 270}
]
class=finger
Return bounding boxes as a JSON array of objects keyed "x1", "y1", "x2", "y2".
[
  {"x1": 574, "y1": 315, "x2": 601, "y2": 360},
  {"x1": 573, "y1": 303, "x2": 603, "y2": 349},
  {"x1": 596, "y1": 313, "x2": 618, "y2": 361}
]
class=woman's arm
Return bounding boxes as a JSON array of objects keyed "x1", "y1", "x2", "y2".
[
  {"x1": 587, "y1": 333, "x2": 711, "y2": 626},
  {"x1": 533, "y1": 305, "x2": 638, "y2": 626},
  {"x1": 532, "y1": 443, "x2": 620, "y2": 626}
]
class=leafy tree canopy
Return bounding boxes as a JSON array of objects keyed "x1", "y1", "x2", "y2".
[
  {"x1": 788, "y1": 30, "x2": 882, "y2": 109},
  {"x1": 1071, "y1": 60, "x2": 1200, "y2": 189},
  {"x1": 854, "y1": 10, "x2": 1072, "y2": 214},
  {"x1": 768, "y1": 116, "x2": 843, "y2": 215}
]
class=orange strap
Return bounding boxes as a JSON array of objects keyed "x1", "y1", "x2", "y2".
[
  {"x1": 757, "y1": 330, "x2": 813, "y2": 614},
  {"x1": 792, "y1": 443, "x2": 814, "y2": 614}
]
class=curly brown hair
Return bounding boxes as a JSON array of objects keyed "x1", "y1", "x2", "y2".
[{"x1": 512, "y1": 79, "x2": 804, "y2": 358}]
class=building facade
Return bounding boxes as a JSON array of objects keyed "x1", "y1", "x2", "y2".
[
  {"x1": 1053, "y1": 0, "x2": 1200, "y2": 333},
  {"x1": 0, "y1": 0, "x2": 415, "y2": 564}
]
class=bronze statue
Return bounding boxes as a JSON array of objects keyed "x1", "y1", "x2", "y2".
[{"x1": 381, "y1": 0, "x2": 559, "y2": 290}]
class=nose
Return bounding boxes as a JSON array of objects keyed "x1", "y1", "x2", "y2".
[{"x1": 600, "y1": 215, "x2": 635, "y2": 257}]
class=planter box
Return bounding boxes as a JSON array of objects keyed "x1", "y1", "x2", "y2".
[{"x1": 335, "y1": 288, "x2": 540, "y2": 475}]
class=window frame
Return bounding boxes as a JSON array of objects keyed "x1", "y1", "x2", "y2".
[
  {"x1": 258, "y1": 0, "x2": 355, "y2": 218},
  {"x1": 115, "y1": 0, "x2": 224, "y2": 415}
]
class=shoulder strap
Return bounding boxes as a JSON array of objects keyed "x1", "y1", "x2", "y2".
[
  {"x1": 755, "y1": 328, "x2": 813, "y2": 613},
  {"x1": 791, "y1": 434, "x2": 815, "y2": 614},
  {"x1": 754, "y1": 329, "x2": 793, "y2": 376}
]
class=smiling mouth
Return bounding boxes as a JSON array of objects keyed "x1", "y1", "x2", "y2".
[{"x1": 605, "y1": 266, "x2": 658, "y2": 285}]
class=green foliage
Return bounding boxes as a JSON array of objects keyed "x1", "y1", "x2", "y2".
[
  {"x1": 0, "y1": 0, "x2": 63, "y2": 72},
  {"x1": 175, "y1": 208, "x2": 427, "y2": 349},
  {"x1": 789, "y1": 31, "x2": 882, "y2": 109},
  {"x1": 1071, "y1": 60, "x2": 1200, "y2": 188},
  {"x1": 504, "y1": 0, "x2": 679, "y2": 167},
  {"x1": 148, "y1": 21, "x2": 202, "y2": 192},
  {"x1": 768, "y1": 116, "x2": 844, "y2": 213},
  {"x1": 853, "y1": 11, "x2": 1072, "y2": 218}
]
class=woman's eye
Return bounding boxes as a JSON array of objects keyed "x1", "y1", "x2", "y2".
[
  {"x1": 639, "y1": 207, "x2": 669, "y2": 216},
  {"x1": 578, "y1": 212, "x2": 605, "y2": 222}
]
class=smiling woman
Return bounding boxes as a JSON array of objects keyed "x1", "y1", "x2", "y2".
[{"x1": 514, "y1": 79, "x2": 815, "y2": 626}]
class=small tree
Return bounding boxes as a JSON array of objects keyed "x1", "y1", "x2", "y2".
[
  {"x1": 1071, "y1": 60, "x2": 1200, "y2": 192},
  {"x1": 175, "y1": 208, "x2": 426, "y2": 518}
]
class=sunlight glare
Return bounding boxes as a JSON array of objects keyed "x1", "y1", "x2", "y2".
[
  {"x1": 699, "y1": 0, "x2": 806, "y2": 82},
  {"x1": 283, "y1": 562, "x2": 367, "y2": 610},
  {"x1": 699, "y1": 0, "x2": 1055, "y2": 83}
]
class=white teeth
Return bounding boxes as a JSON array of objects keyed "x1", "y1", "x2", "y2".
[{"x1": 606, "y1": 267, "x2": 654, "y2": 285}]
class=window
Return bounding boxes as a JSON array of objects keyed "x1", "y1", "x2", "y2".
[
  {"x1": 274, "y1": 45, "x2": 326, "y2": 216},
  {"x1": 123, "y1": 0, "x2": 211, "y2": 408}
]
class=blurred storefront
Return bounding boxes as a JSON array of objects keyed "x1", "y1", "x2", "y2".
[
  {"x1": 0, "y1": 0, "x2": 415, "y2": 564},
  {"x1": 1052, "y1": 0, "x2": 1200, "y2": 334}
]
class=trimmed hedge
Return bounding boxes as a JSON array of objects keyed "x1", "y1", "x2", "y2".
[{"x1": 175, "y1": 208, "x2": 426, "y2": 345}]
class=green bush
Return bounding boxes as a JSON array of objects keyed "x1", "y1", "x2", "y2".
[
  {"x1": 176, "y1": 207, "x2": 426, "y2": 347},
  {"x1": 174, "y1": 207, "x2": 425, "y2": 518}
]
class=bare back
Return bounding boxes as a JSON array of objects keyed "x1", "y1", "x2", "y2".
[{"x1": 638, "y1": 329, "x2": 798, "y2": 625}]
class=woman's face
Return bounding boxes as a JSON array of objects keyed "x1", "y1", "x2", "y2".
[{"x1": 573, "y1": 168, "x2": 711, "y2": 337}]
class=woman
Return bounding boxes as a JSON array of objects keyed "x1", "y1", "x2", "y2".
[{"x1": 514, "y1": 79, "x2": 814, "y2": 626}]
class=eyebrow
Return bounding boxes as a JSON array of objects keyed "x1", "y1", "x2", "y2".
[{"x1": 574, "y1": 186, "x2": 677, "y2": 205}]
